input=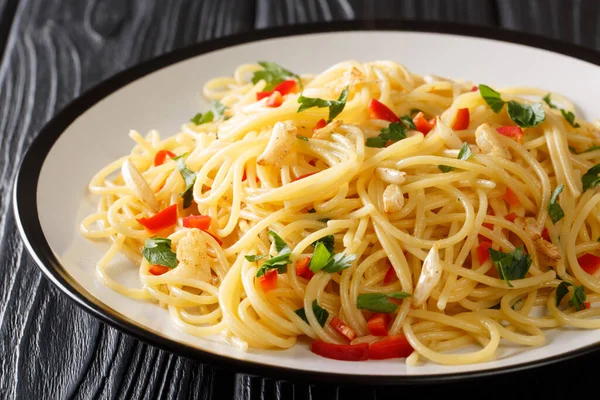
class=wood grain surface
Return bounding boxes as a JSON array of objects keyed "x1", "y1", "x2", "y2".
[{"x1": 1, "y1": 1, "x2": 599, "y2": 399}]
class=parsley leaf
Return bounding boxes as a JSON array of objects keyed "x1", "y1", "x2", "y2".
[
  {"x1": 296, "y1": 135, "x2": 309, "y2": 141},
  {"x1": 308, "y1": 242, "x2": 356, "y2": 274},
  {"x1": 582, "y1": 145, "x2": 600, "y2": 153},
  {"x1": 245, "y1": 255, "x2": 267, "y2": 262},
  {"x1": 561, "y1": 109, "x2": 580, "y2": 128},
  {"x1": 356, "y1": 292, "x2": 411, "y2": 313},
  {"x1": 255, "y1": 250, "x2": 291, "y2": 277},
  {"x1": 555, "y1": 281, "x2": 571, "y2": 306},
  {"x1": 252, "y1": 61, "x2": 301, "y2": 91},
  {"x1": 268, "y1": 231, "x2": 289, "y2": 253},
  {"x1": 322, "y1": 252, "x2": 357, "y2": 273},
  {"x1": 190, "y1": 111, "x2": 214, "y2": 125},
  {"x1": 297, "y1": 86, "x2": 348, "y2": 123},
  {"x1": 173, "y1": 154, "x2": 196, "y2": 208},
  {"x1": 569, "y1": 285, "x2": 587, "y2": 311},
  {"x1": 582, "y1": 164, "x2": 600, "y2": 192},
  {"x1": 438, "y1": 142, "x2": 472, "y2": 173},
  {"x1": 548, "y1": 184, "x2": 565, "y2": 224},
  {"x1": 308, "y1": 242, "x2": 332, "y2": 273},
  {"x1": 507, "y1": 101, "x2": 545, "y2": 128},
  {"x1": 400, "y1": 115, "x2": 416, "y2": 130},
  {"x1": 142, "y1": 238, "x2": 177, "y2": 268},
  {"x1": 212, "y1": 100, "x2": 227, "y2": 117},
  {"x1": 543, "y1": 93, "x2": 558, "y2": 109},
  {"x1": 311, "y1": 235, "x2": 335, "y2": 253},
  {"x1": 295, "y1": 299, "x2": 329, "y2": 327},
  {"x1": 488, "y1": 246, "x2": 532, "y2": 287},
  {"x1": 479, "y1": 84, "x2": 505, "y2": 113},
  {"x1": 366, "y1": 122, "x2": 407, "y2": 148}
]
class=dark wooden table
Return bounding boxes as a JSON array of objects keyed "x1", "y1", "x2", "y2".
[{"x1": 2, "y1": 1, "x2": 599, "y2": 398}]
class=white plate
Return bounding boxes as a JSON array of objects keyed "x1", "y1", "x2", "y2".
[{"x1": 14, "y1": 21, "x2": 600, "y2": 384}]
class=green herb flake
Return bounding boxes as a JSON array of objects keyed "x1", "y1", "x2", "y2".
[
  {"x1": 556, "y1": 281, "x2": 571, "y2": 306},
  {"x1": 311, "y1": 234, "x2": 335, "y2": 253},
  {"x1": 190, "y1": 111, "x2": 214, "y2": 125},
  {"x1": 507, "y1": 101, "x2": 545, "y2": 128},
  {"x1": 297, "y1": 86, "x2": 349, "y2": 123},
  {"x1": 252, "y1": 61, "x2": 301, "y2": 91},
  {"x1": 245, "y1": 255, "x2": 267, "y2": 262},
  {"x1": 582, "y1": 164, "x2": 600, "y2": 192},
  {"x1": 268, "y1": 231, "x2": 289, "y2": 253},
  {"x1": 322, "y1": 252, "x2": 357, "y2": 273},
  {"x1": 582, "y1": 145, "x2": 600, "y2": 153},
  {"x1": 400, "y1": 115, "x2": 416, "y2": 130},
  {"x1": 569, "y1": 285, "x2": 587, "y2": 311},
  {"x1": 172, "y1": 153, "x2": 197, "y2": 209},
  {"x1": 561, "y1": 109, "x2": 581, "y2": 128},
  {"x1": 479, "y1": 84, "x2": 505, "y2": 113},
  {"x1": 366, "y1": 122, "x2": 407, "y2": 148},
  {"x1": 488, "y1": 246, "x2": 532, "y2": 287},
  {"x1": 142, "y1": 238, "x2": 177, "y2": 268},
  {"x1": 356, "y1": 292, "x2": 411, "y2": 313},
  {"x1": 296, "y1": 135, "x2": 309, "y2": 141},
  {"x1": 295, "y1": 299, "x2": 329, "y2": 327},
  {"x1": 543, "y1": 93, "x2": 558, "y2": 109},
  {"x1": 308, "y1": 242, "x2": 332, "y2": 273},
  {"x1": 548, "y1": 184, "x2": 565, "y2": 224},
  {"x1": 438, "y1": 142, "x2": 472, "y2": 173}
]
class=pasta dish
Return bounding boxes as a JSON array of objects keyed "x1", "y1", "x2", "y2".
[{"x1": 81, "y1": 60, "x2": 600, "y2": 365}]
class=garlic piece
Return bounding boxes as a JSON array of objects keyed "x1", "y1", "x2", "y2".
[
  {"x1": 175, "y1": 228, "x2": 211, "y2": 282},
  {"x1": 383, "y1": 184, "x2": 404, "y2": 213},
  {"x1": 122, "y1": 158, "x2": 159, "y2": 212},
  {"x1": 257, "y1": 121, "x2": 297, "y2": 168},
  {"x1": 475, "y1": 123, "x2": 512, "y2": 160},
  {"x1": 375, "y1": 168, "x2": 407, "y2": 185},
  {"x1": 413, "y1": 243, "x2": 442, "y2": 307}
]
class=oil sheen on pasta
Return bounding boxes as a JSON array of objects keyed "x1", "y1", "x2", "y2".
[{"x1": 80, "y1": 60, "x2": 600, "y2": 366}]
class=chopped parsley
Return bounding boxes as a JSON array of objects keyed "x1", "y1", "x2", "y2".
[
  {"x1": 479, "y1": 84, "x2": 545, "y2": 128},
  {"x1": 172, "y1": 153, "x2": 196, "y2": 208},
  {"x1": 311, "y1": 234, "x2": 335, "y2": 253},
  {"x1": 142, "y1": 238, "x2": 177, "y2": 268},
  {"x1": 366, "y1": 122, "x2": 407, "y2": 148},
  {"x1": 543, "y1": 93, "x2": 580, "y2": 128},
  {"x1": 439, "y1": 142, "x2": 472, "y2": 173},
  {"x1": 295, "y1": 299, "x2": 329, "y2": 327},
  {"x1": 297, "y1": 86, "x2": 348, "y2": 123},
  {"x1": 356, "y1": 292, "x2": 411, "y2": 313},
  {"x1": 308, "y1": 242, "x2": 357, "y2": 274},
  {"x1": 582, "y1": 164, "x2": 600, "y2": 192},
  {"x1": 252, "y1": 61, "x2": 302, "y2": 91},
  {"x1": 548, "y1": 184, "x2": 565, "y2": 224},
  {"x1": 190, "y1": 100, "x2": 228, "y2": 125},
  {"x1": 400, "y1": 115, "x2": 416, "y2": 130},
  {"x1": 248, "y1": 231, "x2": 293, "y2": 277},
  {"x1": 296, "y1": 135, "x2": 309, "y2": 141},
  {"x1": 488, "y1": 246, "x2": 532, "y2": 287},
  {"x1": 556, "y1": 281, "x2": 587, "y2": 311}
]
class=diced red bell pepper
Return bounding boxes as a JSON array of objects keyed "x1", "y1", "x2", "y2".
[
  {"x1": 504, "y1": 188, "x2": 520, "y2": 207},
  {"x1": 295, "y1": 256, "x2": 314, "y2": 279},
  {"x1": 137, "y1": 204, "x2": 178, "y2": 234},
  {"x1": 182, "y1": 214, "x2": 211, "y2": 230},
  {"x1": 311, "y1": 340, "x2": 369, "y2": 361},
  {"x1": 477, "y1": 242, "x2": 492, "y2": 264},
  {"x1": 383, "y1": 266, "x2": 396, "y2": 284},
  {"x1": 541, "y1": 227, "x2": 550, "y2": 241},
  {"x1": 584, "y1": 301, "x2": 591, "y2": 309},
  {"x1": 452, "y1": 108, "x2": 470, "y2": 130},
  {"x1": 154, "y1": 150, "x2": 176, "y2": 166},
  {"x1": 413, "y1": 112, "x2": 436, "y2": 135},
  {"x1": 368, "y1": 335, "x2": 413, "y2": 360},
  {"x1": 313, "y1": 118, "x2": 327, "y2": 131},
  {"x1": 471, "y1": 85, "x2": 479, "y2": 92},
  {"x1": 260, "y1": 269, "x2": 278, "y2": 293},
  {"x1": 504, "y1": 212, "x2": 518, "y2": 222},
  {"x1": 256, "y1": 79, "x2": 298, "y2": 100},
  {"x1": 293, "y1": 172, "x2": 316, "y2": 182},
  {"x1": 149, "y1": 265, "x2": 170, "y2": 275},
  {"x1": 367, "y1": 313, "x2": 390, "y2": 336},
  {"x1": 330, "y1": 317, "x2": 357, "y2": 341},
  {"x1": 368, "y1": 99, "x2": 400, "y2": 122},
  {"x1": 578, "y1": 253, "x2": 600, "y2": 275},
  {"x1": 266, "y1": 91, "x2": 283, "y2": 107},
  {"x1": 497, "y1": 126, "x2": 524, "y2": 144}
]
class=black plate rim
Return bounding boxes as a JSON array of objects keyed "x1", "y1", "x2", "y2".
[{"x1": 13, "y1": 19, "x2": 600, "y2": 385}]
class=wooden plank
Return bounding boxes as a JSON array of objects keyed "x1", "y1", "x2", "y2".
[
  {"x1": 496, "y1": 0, "x2": 600, "y2": 51},
  {"x1": 0, "y1": 1, "x2": 254, "y2": 399},
  {"x1": 256, "y1": 0, "x2": 497, "y2": 27}
]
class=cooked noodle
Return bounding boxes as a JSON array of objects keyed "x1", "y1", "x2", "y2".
[{"x1": 81, "y1": 61, "x2": 600, "y2": 365}]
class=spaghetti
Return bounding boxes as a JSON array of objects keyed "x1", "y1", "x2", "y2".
[{"x1": 81, "y1": 60, "x2": 600, "y2": 365}]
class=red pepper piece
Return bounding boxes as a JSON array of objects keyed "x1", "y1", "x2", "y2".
[
  {"x1": 368, "y1": 335, "x2": 413, "y2": 360},
  {"x1": 311, "y1": 340, "x2": 369, "y2": 361},
  {"x1": 368, "y1": 99, "x2": 400, "y2": 122},
  {"x1": 154, "y1": 150, "x2": 176, "y2": 166},
  {"x1": 451, "y1": 108, "x2": 470, "y2": 130},
  {"x1": 137, "y1": 204, "x2": 178, "y2": 234},
  {"x1": 330, "y1": 317, "x2": 357, "y2": 341}
]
